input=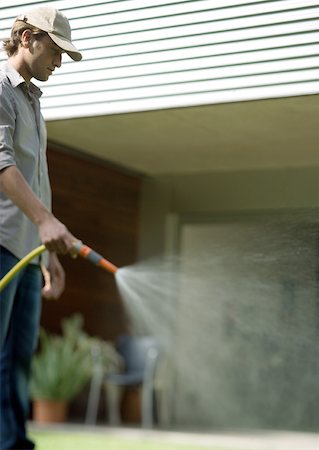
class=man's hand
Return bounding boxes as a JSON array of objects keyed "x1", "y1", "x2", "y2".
[
  {"x1": 41, "y1": 253, "x2": 65, "y2": 300},
  {"x1": 38, "y1": 215, "x2": 77, "y2": 254}
]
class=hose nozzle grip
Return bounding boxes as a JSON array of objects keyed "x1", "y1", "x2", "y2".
[{"x1": 72, "y1": 241, "x2": 118, "y2": 274}]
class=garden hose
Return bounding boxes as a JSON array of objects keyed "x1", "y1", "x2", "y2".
[
  {"x1": 0, "y1": 241, "x2": 118, "y2": 292},
  {"x1": 0, "y1": 245, "x2": 46, "y2": 292}
]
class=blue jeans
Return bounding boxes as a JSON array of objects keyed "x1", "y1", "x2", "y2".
[{"x1": 0, "y1": 247, "x2": 42, "y2": 450}]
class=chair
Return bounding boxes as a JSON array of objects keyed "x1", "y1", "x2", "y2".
[{"x1": 85, "y1": 334, "x2": 160, "y2": 428}]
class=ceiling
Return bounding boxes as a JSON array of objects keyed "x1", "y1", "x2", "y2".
[{"x1": 46, "y1": 94, "x2": 319, "y2": 176}]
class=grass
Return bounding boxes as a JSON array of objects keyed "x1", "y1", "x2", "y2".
[
  {"x1": 30, "y1": 429, "x2": 232, "y2": 450},
  {"x1": 29, "y1": 424, "x2": 319, "y2": 450}
]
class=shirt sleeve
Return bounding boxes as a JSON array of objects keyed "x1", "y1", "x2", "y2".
[{"x1": 0, "y1": 80, "x2": 17, "y2": 172}]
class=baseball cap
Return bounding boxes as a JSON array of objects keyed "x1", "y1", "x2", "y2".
[{"x1": 15, "y1": 7, "x2": 82, "y2": 61}]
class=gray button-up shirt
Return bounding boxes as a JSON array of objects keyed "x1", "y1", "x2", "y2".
[{"x1": 0, "y1": 61, "x2": 51, "y2": 263}]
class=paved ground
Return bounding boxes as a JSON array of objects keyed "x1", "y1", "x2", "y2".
[{"x1": 30, "y1": 422, "x2": 319, "y2": 450}]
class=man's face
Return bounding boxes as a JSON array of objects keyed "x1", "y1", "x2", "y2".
[{"x1": 25, "y1": 33, "x2": 64, "y2": 82}]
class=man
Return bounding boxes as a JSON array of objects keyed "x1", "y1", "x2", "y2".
[{"x1": 0, "y1": 7, "x2": 82, "y2": 449}]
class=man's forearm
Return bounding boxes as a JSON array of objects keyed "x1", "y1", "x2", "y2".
[
  {"x1": 0, "y1": 165, "x2": 76, "y2": 253},
  {"x1": 0, "y1": 165, "x2": 52, "y2": 225}
]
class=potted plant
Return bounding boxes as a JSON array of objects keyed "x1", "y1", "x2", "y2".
[{"x1": 30, "y1": 313, "x2": 120, "y2": 423}]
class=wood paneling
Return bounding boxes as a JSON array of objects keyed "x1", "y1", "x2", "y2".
[{"x1": 41, "y1": 142, "x2": 141, "y2": 342}]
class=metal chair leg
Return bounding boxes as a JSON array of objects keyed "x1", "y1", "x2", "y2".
[{"x1": 105, "y1": 383, "x2": 122, "y2": 425}]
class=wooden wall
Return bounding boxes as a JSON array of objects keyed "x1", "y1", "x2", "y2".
[{"x1": 41, "y1": 142, "x2": 141, "y2": 341}]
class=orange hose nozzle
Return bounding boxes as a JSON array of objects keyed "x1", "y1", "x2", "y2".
[{"x1": 72, "y1": 241, "x2": 118, "y2": 275}]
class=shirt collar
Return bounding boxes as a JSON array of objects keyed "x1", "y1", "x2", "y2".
[{"x1": 2, "y1": 60, "x2": 43, "y2": 98}]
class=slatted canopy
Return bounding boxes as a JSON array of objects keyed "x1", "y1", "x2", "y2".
[
  {"x1": 1, "y1": 1, "x2": 318, "y2": 174},
  {"x1": 1, "y1": 0, "x2": 318, "y2": 120}
]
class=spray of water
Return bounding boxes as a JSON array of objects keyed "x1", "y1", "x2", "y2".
[{"x1": 114, "y1": 212, "x2": 319, "y2": 430}]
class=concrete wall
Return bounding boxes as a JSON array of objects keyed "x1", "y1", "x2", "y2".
[
  {"x1": 138, "y1": 166, "x2": 319, "y2": 259},
  {"x1": 137, "y1": 166, "x2": 319, "y2": 430}
]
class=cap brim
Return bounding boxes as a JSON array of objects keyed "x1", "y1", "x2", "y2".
[{"x1": 48, "y1": 32, "x2": 82, "y2": 61}]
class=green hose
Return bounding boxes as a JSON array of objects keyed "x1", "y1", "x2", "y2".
[
  {"x1": 0, "y1": 242, "x2": 118, "y2": 292},
  {"x1": 0, "y1": 245, "x2": 46, "y2": 292}
]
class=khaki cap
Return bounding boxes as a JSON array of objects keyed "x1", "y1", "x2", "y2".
[{"x1": 16, "y1": 7, "x2": 82, "y2": 61}]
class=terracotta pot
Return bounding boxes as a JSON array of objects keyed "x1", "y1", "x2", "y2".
[
  {"x1": 33, "y1": 399, "x2": 69, "y2": 423},
  {"x1": 121, "y1": 387, "x2": 141, "y2": 424}
]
